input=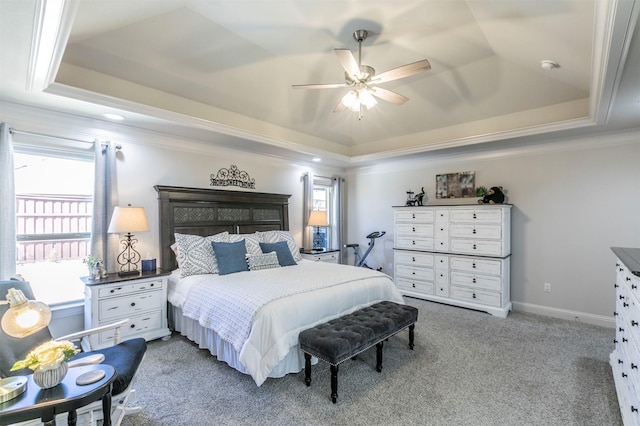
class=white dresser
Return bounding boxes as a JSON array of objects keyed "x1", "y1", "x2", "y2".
[
  {"x1": 611, "y1": 247, "x2": 640, "y2": 425},
  {"x1": 82, "y1": 270, "x2": 171, "y2": 349},
  {"x1": 393, "y1": 205, "x2": 512, "y2": 317}
]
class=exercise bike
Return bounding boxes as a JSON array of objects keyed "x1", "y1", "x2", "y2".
[{"x1": 345, "y1": 231, "x2": 386, "y2": 270}]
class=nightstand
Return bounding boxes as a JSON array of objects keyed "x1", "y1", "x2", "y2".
[
  {"x1": 81, "y1": 270, "x2": 171, "y2": 350},
  {"x1": 300, "y1": 249, "x2": 341, "y2": 264}
]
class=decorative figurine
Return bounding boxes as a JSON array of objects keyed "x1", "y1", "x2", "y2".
[
  {"x1": 478, "y1": 186, "x2": 505, "y2": 204},
  {"x1": 406, "y1": 187, "x2": 426, "y2": 206}
]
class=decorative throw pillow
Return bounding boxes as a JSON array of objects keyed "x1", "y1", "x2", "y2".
[
  {"x1": 257, "y1": 230, "x2": 302, "y2": 261},
  {"x1": 227, "y1": 233, "x2": 262, "y2": 255},
  {"x1": 259, "y1": 241, "x2": 297, "y2": 267},
  {"x1": 212, "y1": 240, "x2": 249, "y2": 275},
  {"x1": 246, "y1": 252, "x2": 281, "y2": 271},
  {"x1": 174, "y1": 232, "x2": 229, "y2": 277}
]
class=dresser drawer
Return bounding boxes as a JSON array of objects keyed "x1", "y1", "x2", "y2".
[
  {"x1": 396, "y1": 278, "x2": 434, "y2": 295},
  {"x1": 450, "y1": 257, "x2": 503, "y2": 275},
  {"x1": 450, "y1": 239, "x2": 503, "y2": 257},
  {"x1": 450, "y1": 271, "x2": 502, "y2": 291},
  {"x1": 99, "y1": 289, "x2": 164, "y2": 321},
  {"x1": 99, "y1": 310, "x2": 162, "y2": 345},
  {"x1": 98, "y1": 280, "x2": 164, "y2": 298},
  {"x1": 450, "y1": 224, "x2": 502, "y2": 240},
  {"x1": 395, "y1": 236, "x2": 434, "y2": 251},
  {"x1": 395, "y1": 223, "x2": 434, "y2": 237},
  {"x1": 395, "y1": 251, "x2": 434, "y2": 267},
  {"x1": 396, "y1": 264, "x2": 434, "y2": 282},
  {"x1": 450, "y1": 286, "x2": 501, "y2": 307},
  {"x1": 449, "y1": 208, "x2": 502, "y2": 223},
  {"x1": 395, "y1": 209, "x2": 434, "y2": 222}
]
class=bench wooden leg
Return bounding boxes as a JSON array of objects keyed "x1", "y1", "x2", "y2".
[
  {"x1": 330, "y1": 364, "x2": 339, "y2": 403},
  {"x1": 409, "y1": 324, "x2": 415, "y2": 350},
  {"x1": 304, "y1": 353, "x2": 312, "y2": 386},
  {"x1": 376, "y1": 341, "x2": 384, "y2": 372}
]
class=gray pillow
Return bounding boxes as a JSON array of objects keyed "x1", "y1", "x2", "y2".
[
  {"x1": 211, "y1": 240, "x2": 249, "y2": 275},
  {"x1": 259, "y1": 241, "x2": 297, "y2": 267}
]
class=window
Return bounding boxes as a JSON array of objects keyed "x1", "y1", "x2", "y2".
[
  {"x1": 14, "y1": 152, "x2": 94, "y2": 306},
  {"x1": 312, "y1": 185, "x2": 332, "y2": 250}
]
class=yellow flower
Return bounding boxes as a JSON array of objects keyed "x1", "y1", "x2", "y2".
[{"x1": 10, "y1": 340, "x2": 80, "y2": 371}]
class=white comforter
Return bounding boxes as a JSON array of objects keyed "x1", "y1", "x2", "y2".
[{"x1": 169, "y1": 260, "x2": 404, "y2": 385}]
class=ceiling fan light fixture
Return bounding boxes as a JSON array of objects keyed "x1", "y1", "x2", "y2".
[
  {"x1": 359, "y1": 89, "x2": 377, "y2": 109},
  {"x1": 341, "y1": 91, "x2": 360, "y2": 111}
]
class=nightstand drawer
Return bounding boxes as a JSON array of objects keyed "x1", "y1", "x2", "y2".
[
  {"x1": 98, "y1": 280, "x2": 163, "y2": 298},
  {"x1": 99, "y1": 290, "x2": 164, "y2": 321},
  {"x1": 99, "y1": 310, "x2": 162, "y2": 345}
]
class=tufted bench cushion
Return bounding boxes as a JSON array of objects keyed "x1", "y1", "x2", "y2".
[{"x1": 299, "y1": 301, "x2": 418, "y2": 403}]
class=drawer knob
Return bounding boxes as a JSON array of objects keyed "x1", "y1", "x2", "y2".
[
  {"x1": 412, "y1": 214, "x2": 415, "y2": 219},
  {"x1": 473, "y1": 213, "x2": 477, "y2": 219},
  {"x1": 412, "y1": 227, "x2": 416, "y2": 232},
  {"x1": 623, "y1": 337, "x2": 628, "y2": 343},
  {"x1": 412, "y1": 257, "x2": 415, "y2": 262},
  {"x1": 412, "y1": 241, "x2": 415, "y2": 245},
  {"x1": 620, "y1": 295, "x2": 625, "y2": 300},
  {"x1": 472, "y1": 228, "x2": 477, "y2": 234},
  {"x1": 473, "y1": 244, "x2": 477, "y2": 250},
  {"x1": 472, "y1": 278, "x2": 476, "y2": 284},
  {"x1": 633, "y1": 285, "x2": 638, "y2": 290},
  {"x1": 130, "y1": 324, "x2": 135, "y2": 329},
  {"x1": 472, "y1": 292, "x2": 476, "y2": 299},
  {"x1": 472, "y1": 263, "x2": 476, "y2": 268},
  {"x1": 622, "y1": 372, "x2": 628, "y2": 378},
  {"x1": 632, "y1": 363, "x2": 638, "y2": 370},
  {"x1": 150, "y1": 283, "x2": 155, "y2": 287},
  {"x1": 619, "y1": 327, "x2": 624, "y2": 332},
  {"x1": 632, "y1": 406, "x2": 638, "y2": 413},
  {"x1": 624, "y1": 303, "x2": 629, "y2": 308},
  {"x1": 412, "y1": 283, "x2": 415, "y2": 288},
  {"x1": 614, "y1": 283, "x2": 619, "y2": 288},
  {"x1": 632, "y1": 321, "x2": 639, "y2": 327},
  {"x1": 131, "y1": 302, "x2": 136, "y2": 307},
  {"x1": 614, "y1": 311, "x2": 618, "y2": 316},
  {"x1": 619, "y1": 359, "x2": 624, "y2": 364}
]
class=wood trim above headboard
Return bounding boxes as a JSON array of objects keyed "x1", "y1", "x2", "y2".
[{"x1": 155, "y1": 185, "x2": 291, "y2": 270}]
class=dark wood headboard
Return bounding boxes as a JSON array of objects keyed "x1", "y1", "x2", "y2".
[{"x1": 155, "y1": 185, "x2": 291, "y2": 270}]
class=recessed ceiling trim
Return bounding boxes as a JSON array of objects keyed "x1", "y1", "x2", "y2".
[
  {"x1": 27, "y1": 0, "x2": 79, "y2": 93},
  {"x1": 589, "y1": 0, "x2": 640, "y2": 124}
]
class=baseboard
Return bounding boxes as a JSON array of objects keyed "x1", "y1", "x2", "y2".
[{"x1": 512, "y1": 301, "x2": 615, "y2": 328}]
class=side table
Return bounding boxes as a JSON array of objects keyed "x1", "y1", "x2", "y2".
[
  {"x1": 0, "y1": 364, "x2": 116, "y2": 426},
  {"x1": 300, "y1": 249, "x2": 340, "y2": 264}
]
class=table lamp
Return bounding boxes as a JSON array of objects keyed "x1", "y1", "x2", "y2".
[
  {"x1": 308, "y1": 210, "x2": 328, "y2": 250},
  {"x1": 108, "y1": 205, "x2": 150, "y2": 276}
]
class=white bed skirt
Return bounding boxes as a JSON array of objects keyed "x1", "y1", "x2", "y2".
[{"x1": 168, "y1": 303, "x2": 314, "y2": 379}]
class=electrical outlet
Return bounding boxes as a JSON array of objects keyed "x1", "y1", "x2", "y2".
[{"x1": 544, "y1": 283, "x2": 551, "y2": 293}]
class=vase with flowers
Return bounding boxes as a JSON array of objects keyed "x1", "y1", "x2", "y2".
[
  {"x1": 11, "y1": 340, "x2": 80, "y2": 388},
  {"x1": 84, "y1": 254, "x2": 103, "y2": 280}
]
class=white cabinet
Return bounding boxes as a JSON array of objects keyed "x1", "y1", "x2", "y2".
[
  {"x1": 300, "y1": 249, "x2": 340, "y2": 264},
  {"x1": 393, "y1": 205, "x2": 512, "y2": 317},
  {"x1": 82, "y1": 271, "x2": 171, "y2": 349},
  {"x1": 611, "y1": 247, "x2": 640, "y2": 426}
]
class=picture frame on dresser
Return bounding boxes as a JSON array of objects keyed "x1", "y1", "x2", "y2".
[{"x1": 393, "y1": 204, "x2": 512, "y2": 318}]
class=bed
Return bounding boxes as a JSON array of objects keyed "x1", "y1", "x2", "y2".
[{"x1": 155, "y1": 185, "x2": 404, "y2": 386}]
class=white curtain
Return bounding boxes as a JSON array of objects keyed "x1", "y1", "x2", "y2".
[
  {"x1": 90, "y1": 141, "x2": 119, "y2": 273},
  {"x1": 0, "y1": 123, "x2": 16, "y2": 279},
  {"x1": 302, "y1": 172, "x2": 314, "y2": 250},
  {"x1": 331, "y1": 176, "x2": 346, "y2": 263}
]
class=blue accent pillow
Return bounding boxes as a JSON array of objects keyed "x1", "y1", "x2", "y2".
[
  {"x1": 211, "y1": 240, "x2": 249, "y2": 275},
  {"x1": 259, "y1": 241, "x2": 297, "y2": 266}
]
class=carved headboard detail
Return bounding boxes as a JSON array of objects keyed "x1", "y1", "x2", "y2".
[{"x1": 154, "y1": 185, "x2": 291, "y2": 270}]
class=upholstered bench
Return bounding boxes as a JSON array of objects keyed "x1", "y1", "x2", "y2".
[{"x1": 299, "y1": 301, "x2": 418, "y2": 403}]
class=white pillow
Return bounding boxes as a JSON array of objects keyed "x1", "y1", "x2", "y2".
[
  {"x1": 246, "y1": 252, "x2": 281, "y2": 271},
  {"x1": 256, "y1": 230, "x2": 302, "y2": 261},
  {"x1": 174, "y1": 232, "x2": 229, "y2": 277},
  {"x1": 227, "y1": 233, "x2": 262, "y2": 255}
]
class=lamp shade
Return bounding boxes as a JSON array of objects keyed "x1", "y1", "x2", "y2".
[
  {"x1": 308, "y1": 210, "x2": 329, "y2": 227},
  {"x1": 1, "y1": 288, "x2": 52, "y2": 338},
  {"x1": 108, "y1": 206, "x2": 149, "y2": 233}
]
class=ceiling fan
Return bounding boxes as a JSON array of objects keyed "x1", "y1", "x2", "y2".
[{"x1": 293, "y1": 29, "x2": 430, "y2": 119}]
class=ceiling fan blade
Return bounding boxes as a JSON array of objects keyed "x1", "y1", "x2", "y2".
[
  {"x1": 370, "y1": 87, "x2": 409, "y2": 105},
  {"x1": 334, "y1": 48, "x2": 360, "y2": 79},
  {"x1": 332, "y1": 100, "x2": 347, "y2": 113},
  {"x1": 292, "y1": 83, "x2": 350, "y2": 89},
  {"x1": 373, "y1": 59, "x2": 431, "y2": 84}
]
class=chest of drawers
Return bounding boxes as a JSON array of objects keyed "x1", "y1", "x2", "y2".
[
  {"x1": 82, "y1": 270, "x2": 171, "y2": 349},
  {"x1": 611, "y1": 247, "x2": 640, "y2": 425},
  {"x1": 393, "y1": 205, "x2": 512, "y2": 317}
]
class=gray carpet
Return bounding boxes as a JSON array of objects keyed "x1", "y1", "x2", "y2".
[{"x1": 121, "y1": 298, "x2": 622, "y2": 425}]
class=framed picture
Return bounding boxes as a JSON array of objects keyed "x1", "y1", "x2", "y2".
[{"x1": 436, "y1": 171, "x2": 475, "y2": 199}]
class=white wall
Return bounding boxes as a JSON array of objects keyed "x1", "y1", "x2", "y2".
[
  {"x1": 4, "y1": 104, "x2": 639, "y2": 329},
  {"x1": 346, "y1": 130, "x2": 640, "y2": 324}
]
